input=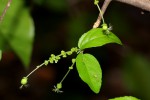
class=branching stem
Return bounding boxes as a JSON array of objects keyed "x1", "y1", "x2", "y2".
[{"x1": 93, "y1": 0, "x2": 150, "y2": 28}]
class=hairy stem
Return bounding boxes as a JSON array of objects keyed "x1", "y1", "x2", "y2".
[{"x1": 0, "y1": 0, "x2": 12, "y2": 22}]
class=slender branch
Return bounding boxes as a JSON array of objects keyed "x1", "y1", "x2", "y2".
[
  {"x1": 93, "y1": 0, "x2": 112, "y2": 28},
  {"x1": 93, "y1": 0, "x2": 150, "y2": 28},
  {"x1": 115, "y1": 0, "x2": 150, "y2": 12},
  {"x1": 0, "y1": 0, "x2": 12, "y2": 22}
]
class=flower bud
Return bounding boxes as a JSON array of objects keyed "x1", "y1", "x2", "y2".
[{"x1": 21, "y1": 77, "x2": 28, "y2": 85}]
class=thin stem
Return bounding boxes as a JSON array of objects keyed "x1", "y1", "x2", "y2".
[
  {"x1": 93, "y1": 0, "x2": 150, "y2": 29},
  {"x1": 0, "y1": 0, "x2": 12, "y2": 22},
  {"x1": 59, "y1": 62, "x2": 75, "y2": 84},
  {"x1": 60, "y1": 69, "x2": 71, "y2": 83},
  {"x1": 96, "y1": 4, "x2": 105, "y2": 24},
  {"x1": 26, "y1": 63, "x2": 45, "y2": 78},
  {"x1": 93, "y1": 0, "x2": 112, "y2": 28}
]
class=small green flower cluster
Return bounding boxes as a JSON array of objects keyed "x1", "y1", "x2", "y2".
[
  {"x1": 94, "y1": 0, "x2": 99, "y2": 5},
  {"x1": 20, "y1": 77, "x2": 28, "y2": 89},
  {"x1": 102, "y1": 23, "x2": 108, "y2": 31},
  {"x1": 49, "y1": 54, "x2": 60, "y2": 63},
  {"x1": 44, "y1": 47, "x2": 78, "y2": 65},
  {"x1": 102, "y1": 23, "x2": 112, "y2": 35},
  {"x1": 20, "y1": 47, "x2": 79, "y2": 90},
  {"x1": 52, "y1": 83, "x2": 63, "y2": 93},
  {"x1": 69, "y1": 59, "x2": 76, "y2": 70}
]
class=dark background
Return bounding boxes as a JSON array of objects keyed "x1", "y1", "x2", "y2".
[{"x1": 0, "y1": 0, "x2": 150, "y2": 100}]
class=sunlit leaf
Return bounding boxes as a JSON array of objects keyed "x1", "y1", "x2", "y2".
[
  {"x1": 78, "y1": 28, "x2": 122, "y2": 50},
  {"x1": 109, "y1": 96, "x2": 140, "y2": 100},
  {"x1": 76, "y1": 53, "x2": 102, "y2": 93}
]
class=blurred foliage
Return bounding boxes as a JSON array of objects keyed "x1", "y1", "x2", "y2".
[
  {"x1": 123, "y1": 52, "x2": 150, "y2": 100},
  {"x1": 33, "y1": 0, "x2": 68, "y2": 12},
  {"x1": 0, "y1": 0, "x2": 34, "y2": 67},
  {"x1": 67, "y1": 13, "x2": 89, "y2": 47},
  {"x1": 105, "y1": 3, "x2": 132, "y2": 37},
  {"x1": 0, "y1": 50, "x2": 1, "y2": 60},
  {"x1": 0, "y1": 0, "x2": 149, "y2": 100},
  {"x1": 109, "y1": 96, "x2": 140, "y2": 100}
]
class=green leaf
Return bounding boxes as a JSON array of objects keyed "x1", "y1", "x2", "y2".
[
  {"x1": 76, "y1": 53, "x2": 102, "y2": 93},
  {"x1": 33, "y1": 0, "x2": 44, "y2": 5},
  {"x1": 0, "y1": 0, "x2": 23, "y2": 50},
  {"x1": 78, "y1": 28, "x2": 122, "y2": 50},
  {"x1": 109, "y1": 96, "x2": 140, "y2": 100},
  {"x1": 9, "y1": 9, "x2": 34, "y2": 67},
  {"x1": 0, "y1": 50, "x2": 2, "y2": 60},
  {"x1": 0, "y1": 0, "x2": 23, "y2": 32},
  {"x1": 45, "y1": 0, "x2": 67, "y2": 12},
  {"x1": 0, "y1": 0, "x2": 34, "y2": 67},
  {"x1": 123, "y1": 53, "x2": 150, "y2": 100}
]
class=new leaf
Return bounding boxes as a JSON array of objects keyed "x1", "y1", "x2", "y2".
[
  {"x1": 76, "y1": 53, "x2": 102, "y2": 93},
  {"x1": 78, "y1": 28, "x2": 122, "y2": 50}
]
